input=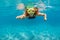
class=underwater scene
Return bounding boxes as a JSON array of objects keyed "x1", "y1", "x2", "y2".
[{"x1": 0, "y1": 0, "x2": 60, "y2": 40}]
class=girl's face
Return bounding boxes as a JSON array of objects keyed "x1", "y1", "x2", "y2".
[{"x1": 27, "y1": 8, "x2": 35, "y2": 15}]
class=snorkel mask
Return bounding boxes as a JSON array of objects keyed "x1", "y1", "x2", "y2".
[{"x1": 26, "y1": 5, "x2": 35, "y2": 16}]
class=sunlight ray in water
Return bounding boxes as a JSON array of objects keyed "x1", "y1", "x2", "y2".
[{"x1": 0, "y1": 31, "x2": 59, "y2": 40}]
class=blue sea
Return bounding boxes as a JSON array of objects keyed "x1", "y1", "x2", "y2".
[{"x1": 0, "y1": 0, "x2": 60, "y2": 40}]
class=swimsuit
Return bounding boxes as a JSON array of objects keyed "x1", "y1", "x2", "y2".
[{"x1": 28, "y1": 15, "x2": 35, "y2": 19}]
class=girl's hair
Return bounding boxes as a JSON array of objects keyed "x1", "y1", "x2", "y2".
[{"x1": 25, "y1": 7, "x2": 38, "y2": 16}]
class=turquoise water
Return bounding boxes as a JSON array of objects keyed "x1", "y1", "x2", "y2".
[{"x1": 0, "y1": 0, "x2": 60, "y2": 40}]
